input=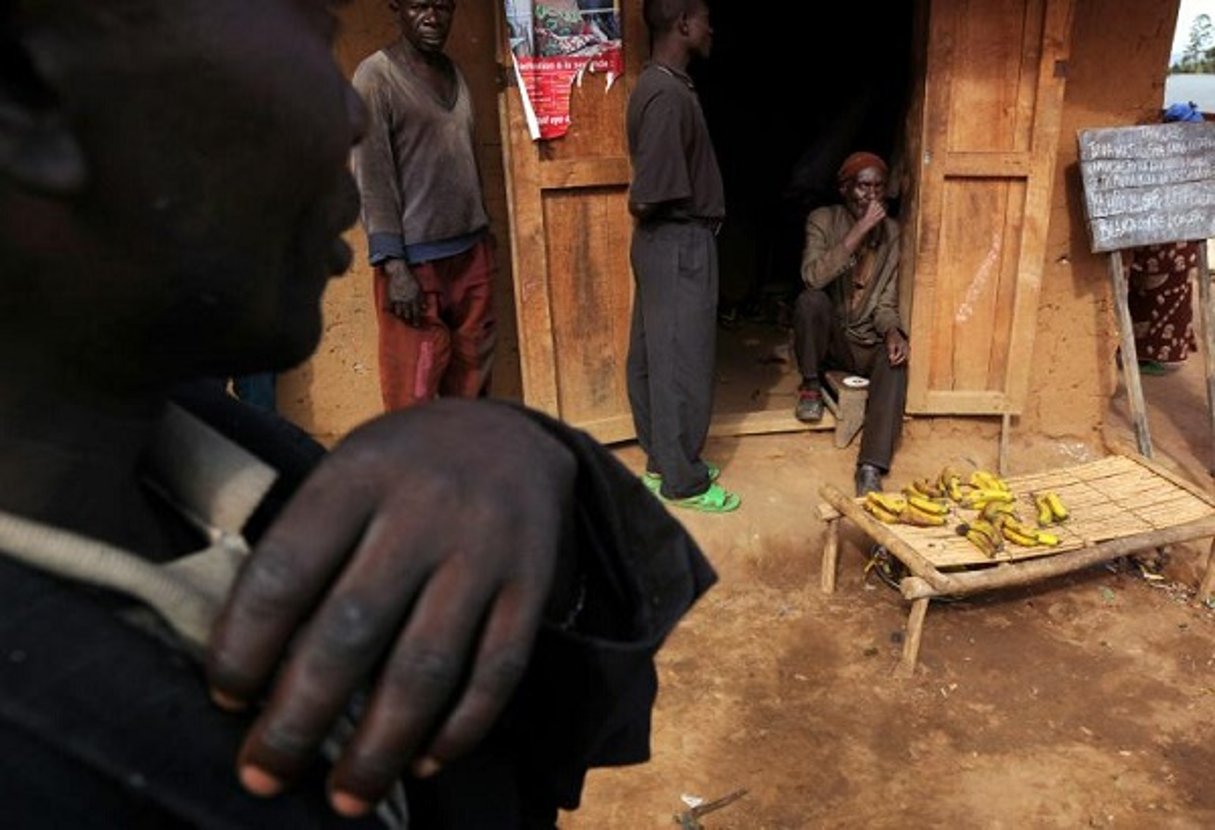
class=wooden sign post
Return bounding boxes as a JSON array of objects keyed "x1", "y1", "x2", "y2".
[{"x1": 1077, "y1": 122, "x2": 1215, "y2": 465}]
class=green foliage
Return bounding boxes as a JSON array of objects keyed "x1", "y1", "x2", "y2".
[{"x1": 1174, "y1": 13, "x2": 1215, "y2": 74}]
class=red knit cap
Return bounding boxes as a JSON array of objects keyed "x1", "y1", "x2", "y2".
[{"x1": 836, "y1": 151, "x2": 888, "y2": 184}]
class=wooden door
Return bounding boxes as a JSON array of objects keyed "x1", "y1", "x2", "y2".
[
  {"x1": 904, "y1": 0, "x2": 1074, "y2": 415},
  {"x1": 495, "y1": 4, "x2": 645, "y2": 443}
]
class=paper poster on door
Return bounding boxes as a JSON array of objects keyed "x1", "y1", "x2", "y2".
[{"x1": 504, "y1": 0, "x2": 623, "y2": 141}]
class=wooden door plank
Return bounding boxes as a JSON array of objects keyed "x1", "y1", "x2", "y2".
[
  {"x1": 895, "y1": 0, "x2": 931, "y2": 335},
  {"x1": 946, "y1": 0, "x2": 1037, "y2": 153},
  {"x1": 494, "y1": 1, "x2": 642, "y2": 431},
  {"x1": 1003, "y1": 0, "x2": 1075, "y2": 411},
  {"x1": 907, "y1": 0, "x2": 1073, "y2": 416},
  {"x1": 939, "y1": 153, "x2": 1033, "y2": 176},
  {"x1": 539, "y1": 157, "x2": 630, "y2": 190},
  {"x1": 545, "y1": 188, "x2": 634, "y2": 425},
  {"x1": 921, "y1": 390, "x2": 1009, "y2": 414},
  {"x1": 499, "y1": 86, "x2": 560, "y2": 415},
  {"x1": 988, "y1": 179, "x2": 1028, "y2": 392},
  {"x1": 907, "y1": 0, "x2": 957, "y2": 411}
]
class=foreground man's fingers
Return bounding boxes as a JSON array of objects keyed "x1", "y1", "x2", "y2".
[{"x1": 205, "y1": 403, "x2": 574, "y2": 811}]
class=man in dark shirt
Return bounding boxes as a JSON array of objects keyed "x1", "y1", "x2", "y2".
[
  {"x1": 0, "y1": 0, "x2": 715, "y2": 825},
  {"x1": 626, "y1": 0, "x2": 740, "y2": 513}
]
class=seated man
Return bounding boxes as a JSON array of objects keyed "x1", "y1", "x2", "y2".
[
  {"x1": 792, "y1": 152, "x2": 909, "y2": 496},
  {"x1": 0, "y1": 1, "x2": 714, "y2": 826}
]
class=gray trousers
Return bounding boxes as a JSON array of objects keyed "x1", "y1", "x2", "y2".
[
  {"x1": 793, "y1": 288, "x2": 907, "y2": 471},
  {"x1": 627, "y1": 222, "x2": 718, "y2": 499}
]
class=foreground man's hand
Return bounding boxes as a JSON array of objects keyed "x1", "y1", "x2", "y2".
[{"x1": 205, "y1": 400, "x2": 576, "y2": 816}]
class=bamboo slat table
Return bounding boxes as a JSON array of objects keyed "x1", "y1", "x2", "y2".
[{"x1": 818, "y1": 453, "x2": 1215, "y2": 677}]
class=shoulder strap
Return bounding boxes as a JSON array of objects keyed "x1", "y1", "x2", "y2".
[{"x1": 0, "y1": 404, "x2": 275, "y2": 654}]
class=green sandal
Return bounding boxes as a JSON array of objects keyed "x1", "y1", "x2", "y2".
[
  {"x1": 661, "y1": 481, "x2": 741, "y2": 514},
  {"x1": 641, "y1": 462, "x2": 720, "y2": 493}
]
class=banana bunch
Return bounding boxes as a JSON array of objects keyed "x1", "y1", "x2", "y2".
[
  {"x1": 969, "y1": 470, "x2": 1009, "y2": 492},
  {"x1": 905, "y1": 476, "x2": 945, "y2": 500},
  {"x1": 1002, "y1": 517, "x2": 1060, "y2": 548},
  {"x1": 956, "y1": 517, "x2": 1003, "y2": 557},
  {"x1": 1032, "y1": 491, "x2": 1070, "y2": 527},
  {"x1": 938, "y1": 467, "x2": 966, "y2": 503},
  {"x1": 952, "y1": 470, "x2": 1064, "y2": 557},
  {"x1": 956, "y1": 513, "x2": 1060, "y2": 557},
  {"x1": 859, "y1": 468, "x2": 1071, "y2": 558},
  {"x1": 863, "y1": 491, "x2": 948, "y2": 527}
]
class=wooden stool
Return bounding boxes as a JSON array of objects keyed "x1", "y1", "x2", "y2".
[{"x1": 823, "y1": 370, "x2": 868, "y2": 449}]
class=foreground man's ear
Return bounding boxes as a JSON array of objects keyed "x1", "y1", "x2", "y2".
[{"x1": 0, "y1": 31, "x2": 86, "y2": 196}]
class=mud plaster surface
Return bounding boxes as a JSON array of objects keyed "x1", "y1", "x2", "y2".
[
  {"x1": 278, "y1": 4, "x2": 1210, "y2": 824},
  {"x1": 561, "y1": 355, "x2": 1215, "y2": 829}
]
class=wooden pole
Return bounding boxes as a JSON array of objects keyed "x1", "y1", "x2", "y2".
[
  {"x1": 897, "y1": 516, "x2": 1215, "y2": 600},
  {"x1": 998, "y1": 412, "x2": 1012, "y2": 476},
  {"x1": 1110, "y1": 251, "x2": 1153, "y2": 458},
  {"x1": 821, "y1": 517, "x2": 840, "y2": 595},
  {"x1": 1197, "y1": 242, "x2": 1215, "y2": 476},
  {"x1": 818, "y1": 484, "x2": 953, "y2": 592},
  {"x1": 894, "y1": 597, "x2": 930, "y2": 678},
  {"x1": 1200, "y1": 537, "x2": 1215, "y2": 603}
]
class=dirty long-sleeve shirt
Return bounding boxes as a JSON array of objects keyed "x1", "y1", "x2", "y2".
[
  {"x1": 800, "y1": 205, "x2": 902, "y2": 347},
  {"x1": 351, "y1": 41, "x2": 489, "y2": 265}
]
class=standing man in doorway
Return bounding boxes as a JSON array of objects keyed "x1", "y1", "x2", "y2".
[
  {"x1": 626, "y1": 0, "x2": 740, "y2": 513},
  {"x1": 792, "y1": 152, "x2": 908, "y2": 496},
  {"x1": 352, "y1": 0, "x2": 497, "y2": 411}
]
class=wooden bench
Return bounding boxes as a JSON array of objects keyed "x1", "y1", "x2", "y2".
[
  {"x1": 822, "y1": 370, "x2": 868, "y2": 449},
  {"x1": 818, "y1": 453, "x2": 1215, "y2": 677}
]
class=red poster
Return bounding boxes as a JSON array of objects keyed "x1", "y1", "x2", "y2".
[{"x1": 504, "y1": 1, "x2": 624, "y2": 140}]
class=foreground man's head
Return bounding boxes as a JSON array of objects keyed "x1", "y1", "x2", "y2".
[{"x1": 0, "y1": 0, "x2": 365, "y2": 390}]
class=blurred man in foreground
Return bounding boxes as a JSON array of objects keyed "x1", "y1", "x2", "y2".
[{"x1": 0, "y1": 1, "x2": 714, "y2": 826}]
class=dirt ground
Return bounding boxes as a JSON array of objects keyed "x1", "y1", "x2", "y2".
[{"x1": 560, "y1": 352, "x2": 1215, "y2": 828}]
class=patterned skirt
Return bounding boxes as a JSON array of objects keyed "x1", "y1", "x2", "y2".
[{"x1": 1125, "y1": 241, "x2": 1200, "y2": 364}]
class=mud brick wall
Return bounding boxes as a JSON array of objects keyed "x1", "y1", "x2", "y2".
[{"x1": 283, "y1": 0, "x2": 1180, "y2": 449}]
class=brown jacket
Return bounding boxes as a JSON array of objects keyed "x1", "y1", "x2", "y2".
[{"x1": 800, "y1": 205, "x2": 902, "y2": 347}]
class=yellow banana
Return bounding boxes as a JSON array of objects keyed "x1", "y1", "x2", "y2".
[
  {"x1": 866, "y1": 492, "x2": 907, "y2": 515},
  {"x1": 980, "y1": 500, "x2": 1018, "y2": 523},
  {"x1": 1033, "y1": 493, "x2": 1055, "y2": 527},
  {"x1": 1002, "y1": 518, "x2": 1057, "y2": 547},
  {"x1": 1002, "y1": 524, "x2": 1040, "y2": 546},
  {"x1": 968, "y1": 518, "x2": 1004, "y2": 549},
  {"x1": 989, "y1": 472, "x2": 1012, "y2": 492},
  {"x1": 907, "y1": 494, "x2": 948, "y2": 516},
  {"x1": 900, "y1": 504, "x2": 947, "y2": 527},
  {"x1": 964, "y1": 528, "x2": 997, "y2": 557},
  {"x1": 957, "y1": 522, "x2": 999, "y2": 556},
  {"x1": 945, "y1": 476, "x2": 965, "y2": 503},
  {"x1": 937, "y1": 466, "x2": 955, "y2": 491},
  {"x1": 917, "y1": 477, "x2": 945, "y2": 499},
  {"x1": 965, "y1": 489, "x2": 1015, "y2": 509},
  {"x1": 1044, "y1": 491, "x2": 1069, "y2": 522},
  {"x1": 864, "y1": 501, "x2": 901, "y2": 524},
  {"x1": 970, "y1": 470, "x2": 1011, "y2": 493}
]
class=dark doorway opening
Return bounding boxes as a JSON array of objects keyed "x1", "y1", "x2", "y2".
[{"x1": 690, "y1": 2, "x2": 918, "y2": 419}]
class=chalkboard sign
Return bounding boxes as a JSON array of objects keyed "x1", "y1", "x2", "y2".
[{"x1": 1077, "y1": 122, "x2": 1215, "y2": 253}]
